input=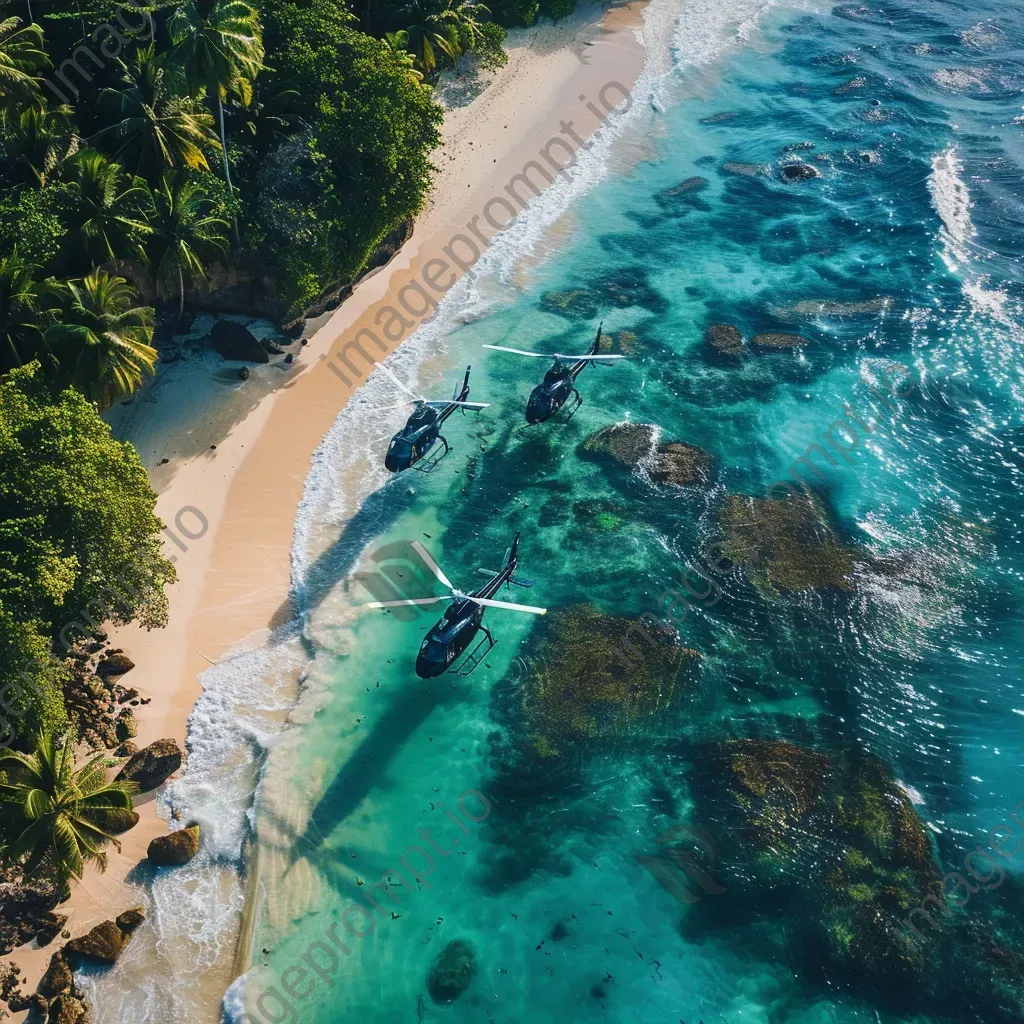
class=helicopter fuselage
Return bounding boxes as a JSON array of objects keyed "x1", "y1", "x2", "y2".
[
  {"x1": 415, "y1": 555, "x2": 517, "y2": 678},
  {"x1": 525, "y1": 359, "x2": 590, "y2": 424},
  {"x1": 385, "y1": 398, "x2": 464, "y2": 473}
]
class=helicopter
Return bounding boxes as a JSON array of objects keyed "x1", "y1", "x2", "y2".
[
  {"x1": 367, "y1": 532, "x2": 546, "y2": 678},
  {"x1": 374, "y1": 361, "x2": 489, "y2": 473},
  {"x1": 483, "y1": 322, "x2": 624, "y2": 424}
]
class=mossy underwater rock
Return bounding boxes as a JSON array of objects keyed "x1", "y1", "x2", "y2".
[
  {"x1": 702, "y1": 740, "x2": 942, "y2": 987},
  {"x1": 427, "y1": 939, "x2": 474, "y2": 1003},
  {"x1": 572, "y1": 499, "x2": 627, "y2": 533},
  {"x1": 750, "y1": 332, "x2": 808, "y2": 349},
  {"x1": 704, "y1": 324, "x2": 745, "y2": 357},
  {"x1": 521, "y1": 606, "x2": 701, "y2": 757},
  {"x1": 719, "y1": 491, "x2": 856, "y2": 592},
  {"x1": 580, "y1": 424, "x2": 713, "y2": 487}
]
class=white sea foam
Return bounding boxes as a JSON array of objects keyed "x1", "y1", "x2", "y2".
[{"x1": 928, "y1": 146, "x2": 976, "y2": 273}]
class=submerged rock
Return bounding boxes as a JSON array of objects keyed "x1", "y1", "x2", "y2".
[
  {"x1": 539, "y1": 288, "x2": 597, "y2": 320},
  {"x1": 579, "y1": 423, "x2": 656, "y2": 469},
  {"x1": 147, "y1": 824, "x2": 200, "y2": 866},
  {"x1": 704, "y1": 324, "x2": 744, "y2": 357},
  {"x1": 721, "y1": 162, "x2": 765, "y2": 178},
  {"x1": 572, "y1": 499, "x2": 627, "y2": 533},
  {"x1": 719, "y1": 491, "x2": 856, "y2": 592},
  {"x1": 114, "y1": 738, "x2": 182, "y2": 791},
  {"x1": 771, "y1": 298, "x2": 892, "y2": 319},
  {"x1": 648, "y1": 442, "x2": 713, "y2": 486},
  {"x1": 750, "y1": 332, "x2": 808, "y2": 349},
  {"x1": 834, "y1": 75, "x2": 868, "y2": 95},
  {"x1": 701, "y1": 740, "x2": 942, "y2": 987},
  {"x1": 521, "y1": 606, "x2": 701, "y2": 756},
  {"x1": 428, "y1": 939, "x2": 474, "y2": 1003},
  {"x1": 780, "y1": 162, "x2": 821, "y2": 181},
  {"x1": 700, "y1": 111, "x2": 740, "y2": 124}
]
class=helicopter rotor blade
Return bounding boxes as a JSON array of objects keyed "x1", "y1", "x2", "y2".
[
  {"x1": 411, "y1": 541, "x2": 456, "y2": 591},
  {"x1": 367, "y1": 596, "x2": 448, "y2": 609},
  {"x1": 467, "y1": 596, "x2": 547, "y2": 615},
  {"x1": 483, "y1": 345, "x2": 550, "y2": 358},
  {"x1": 553, "y1": 353, "x2": 625, "y2": 361},
  {"x1": 373, "y1": 361, "x2": 424, "y2": 402},
  {"x1": 422, "y1": 400, "x2": 490, "y2": 409}
]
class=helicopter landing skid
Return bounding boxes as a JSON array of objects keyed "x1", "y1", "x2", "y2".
[
  {"x1": 554, "y1": 392, "x2": 583, "y2": 424},
  {"x1": 450, "y1": 628, "x2": 496, "y2": 677},
  {"x1": 413, "y1": 440, "x2": 451, "y2": 475}
]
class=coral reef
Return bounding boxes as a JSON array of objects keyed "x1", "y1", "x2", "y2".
[
  {"x1": 719, "y1": 492, "x2": 856, "y2": 592},
  {"x1": 427, "y1": 939, "x2": 474, "y2": 1003},
  {"x1": 521, "y1": 606, "x2": 700, "y2": 756}
]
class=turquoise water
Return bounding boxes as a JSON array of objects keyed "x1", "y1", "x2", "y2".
[{"x1": 236, "y1": 3, "x2": 1024, "y2": 1023}]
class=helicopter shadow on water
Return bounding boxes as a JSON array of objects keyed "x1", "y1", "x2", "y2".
[{"x1": 265, "y1": 481, "x2": 419, "y2": 640}]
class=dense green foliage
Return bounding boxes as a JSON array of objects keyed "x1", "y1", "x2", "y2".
[
  {"x1": 253, "y1": 0, "x2": 443, "y2": 311},
  {"x1": 0, "y1": 363, "x2": 175, "y2": 741},
  {"x1": 0, "y1": 730, "x2": 135, "y2": 890}
]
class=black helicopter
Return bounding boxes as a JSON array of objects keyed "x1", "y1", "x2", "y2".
[
  {"x1": 374, "y1": 361, "x2": 489, "y2": 473},
  {"x1": 367, "y1": 533, "x2": 546, "y2": 678},
  {"x1": 484, "y1": 323, "x2": 624, "y2": 424}
]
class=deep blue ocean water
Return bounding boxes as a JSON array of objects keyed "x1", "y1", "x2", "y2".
[{"x1": 232, "y1": 3, "x2": 1024, "y2": 1023}]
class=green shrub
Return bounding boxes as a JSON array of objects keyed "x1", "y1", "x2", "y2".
[
  {"x1": 545, "y1": 0, "x2": 576, "y2": 21},
  {"x1": 491, "y1": 0, "x2": 539, "y2": 28}
]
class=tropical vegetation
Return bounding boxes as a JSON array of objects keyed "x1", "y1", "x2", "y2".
[{"x1": 0, "y1": 730, "x2": 135, "y2": 894}]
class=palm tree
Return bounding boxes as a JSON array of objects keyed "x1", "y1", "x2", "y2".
[
  {"x1": 64, "y1": 149, "x2": 153, "y2": 265},
  {"x1": 44, "y1": 270, "x2": 156, "y2": 407},
  {"x1": 99, "y1": 45, "x2": 220, "y2": 178},
  {"x1": 153, "y1": 170, "x2": 228, "y2": 323},
  {"x1": 0, "y1": 104, "x2": 79, "y2": 186},
  {"x1": 402, "y1": 0, "x2": 489, "y2": 76},
  {"x1": 383, "y1": 30, "x2": 428, "y2": 89},
  {"x1": 0, "y1": 15, "x2": 48, "y2": 113},
  {"x1": 0, "y1": 732, "x2": 136, "y2": 894},
  {"x1": 0, "y1": 251, "x2": 48, "y2": 370},
  {"x1": 168, "y1": 0, "x2": 263, "y2": 225}
]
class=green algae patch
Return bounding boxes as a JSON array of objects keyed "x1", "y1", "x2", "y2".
[
  {"x1": 521, "y1": 606, "x2": 701, "y2": 757},
  {"x1": 719, "y1": 491, "x2": 856, "y2": 592}
]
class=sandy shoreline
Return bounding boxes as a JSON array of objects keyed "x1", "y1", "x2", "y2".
[{"x1": 6, "y1": 4, "x2": 649, "y2": 1019}]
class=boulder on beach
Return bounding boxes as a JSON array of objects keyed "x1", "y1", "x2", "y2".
[
  {"x1": 114, "y1": 738, "x2": 182, "y2": 791},
  {"x1": 428, "y1": 939, "x2": 475, "y2": 1003},
  {"x1": 704, "y1": 324, "x2": 745, "y2": 357},
  {"x1": 46, "y1": 992, "x2": 89, "y2": 1024},
  {"x1": 750, "y1": 332, "x2": 808, "y2": 349},
  {"x1": 780, "y1": 162, "x2": 820, "y2": 182},
  {"x1": 115, "y1": 708, "x2": 137, "y2": 741},
  {"x1": 115, "y1": 907, "x2": 146, "y2": 936},
  {"x1": 64, "y1": 921, "x2": 128, "y2": 965},
  {"x1": 95, "y1": 652, "x2": 134, "y2": 679},
  {"x1": 147, "y1": 825, "x2": 200, "y2": 866},
  {"x1": 210, "y1": 320, "x2": 270, "y2": 363},
  {"x1": 89, "y1": 807, "x2": 139, "y2": 835},
  {"x1": 38, "y1": 953, "x2": 72, "y2": 999}
]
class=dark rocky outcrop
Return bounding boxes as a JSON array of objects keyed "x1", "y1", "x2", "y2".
[
  {"x1": 89, "y1": 807, "x2": 139, "y2": 835},
  {"x1": 579, "y1": 424, "x2": 712, "y2": 486},
  {"x1": 114, "y1": 708, "x2": 137, "y2": 741},
  {"x1": 64, "y1": 922, "x2": 126, "y2": 965},
  {"x1": 38, "y1": 952, "x2": 73, "y2": 999},
  {"x1": 648, "y1": 441, "x2": 713, "y2": 486},
  {"x1": 780, "y1": 162, "x2": 821, "y2": 182},
  {"x1": 428, "y1": 940, "x2": 475, "y2": 1003},
  {"x1": 95, "y1": 652, "x2": 134, "y2": 679},
  {"x1": 704, "y1": 324, "x2": 744, "y2": 357},
  {"x1": 47, "y1": 993, "x2": 89, "y2": 1024},
  {"x1": 210, "y1": 321, "x2": 270, "y2": 363},
  {"x1": 114, "y1": 738, "x2": 182, "y2": 791},
  {"x1": 64, "y1": 907, "x2": 145, "y2": 966},
  {"x1": 0, "y1": 881, "x2": 61, "y2": 955},
  {"x1": 147, "y1": 825, "x2": 200, "y2": 866},
  {"x1": 750, "y1": 332, "x2": 808, "y2": 349}
]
